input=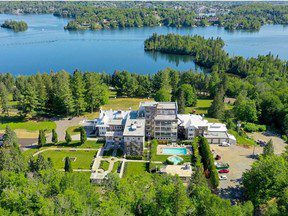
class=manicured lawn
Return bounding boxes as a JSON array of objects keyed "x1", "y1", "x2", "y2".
[
  {"x1": 228, "y1": 129, "x2": 256, "y2": 147},
  {"x1": 99, "y1": 160, "x2": 110, "y2": 171},
  {"x1": 103, "y1": 97, "x2": 153, "y2": 111},
  {"x1": 185, "y1": 99, "x2": 233, "y2": 116},
  {"x1": 124, "y1": 162, "x2": 148, "y2": 177},
  {"x1": 22, "y1": 148, "x2": 43, "y2": 159},
  {"x1": 0, "y1": 116, "x2": 56, "y2": 132},
  {"x1": 66, "y1": 126, "x2": 81, "y2": 135},
  {"x1": 41, "y1": 150, "x2": 97, "y2": 170},
  {"x1": 112, "y1": 161, "x2": 121, "y2": 173},
  {"x1": 45, "y1": 140, "x2": 104, "y2": 149}
]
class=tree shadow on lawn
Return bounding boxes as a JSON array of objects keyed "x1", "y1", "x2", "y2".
[
  {"x1": 218, "y1": 184, "x2": 245, "y2": 202},
  {"x1": 0, "y1": 115, "x2": 25, "y2": 124},
  {"x1": 44, "y1": 141, "x2": 84, "y2": 148}
]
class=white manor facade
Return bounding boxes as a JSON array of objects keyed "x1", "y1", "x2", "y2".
[{"x1": 92, "y1": 102, "x2": 236, "y2": 155}]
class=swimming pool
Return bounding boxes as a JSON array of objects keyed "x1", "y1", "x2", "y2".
[
  {"x1": 167, "y1": 156, "x2": 184, "y2": 165},
  {"x1": 163, "y1": 147, "x2": 187, "y2": 155}
]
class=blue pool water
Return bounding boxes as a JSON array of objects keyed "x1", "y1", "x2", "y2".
[
  {"x1": 163, "y1": 148, "x2": 187, "y2": 155},
  {"x1": 167, "y1": 156, "x2": 184, "y2": 165}
]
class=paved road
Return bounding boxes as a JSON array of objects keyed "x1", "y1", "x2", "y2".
[{"x1": 51, "y1": 117, "x2": 86, "y2": 141}]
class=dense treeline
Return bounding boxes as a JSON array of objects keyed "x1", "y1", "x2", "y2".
[
  {"x1": 242, "y1": 143, "x2": 288, "y2": 215},
  {"x1": 0, "y1": 70, "x2": 109, "y2": 117},
  {"x1": 1, "y1": 20, "x2": 28, "y2": 32},
  {"x1": 221, "y1": 3, "x2": 288, "y2": 30},
  {"x1": 0, "y1": 126, "x2": 254, "y2": 215},
  {"x1": 1, "y1": 2, "x2": 288, "y2": 31},
  {"x1": 144, "y1": 33, "x2": 288, "y2": 135},
  {"x1": 59, "y1": 4, "x2": 288, "y2": 31}
]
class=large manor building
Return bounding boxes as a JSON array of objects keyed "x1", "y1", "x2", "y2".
[{"x1": 92, "y1": 102, "x2": 236, "y2": 156}]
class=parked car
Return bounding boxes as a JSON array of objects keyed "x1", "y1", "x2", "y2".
[
  {"x1": 215, "y1": 162, "x2": 229, "y2": 170},
  {"x1": 218, "y1": 169, "x2": 229, "y2": 173},
  {"x1": 219, "y1": 175, "x2": 228, "y2": 180},
  {"x1": 215, "y1": 155, "x2": 221, "y2": 160},
  {"x1": 219, "y1": 141, "x2": 230, "y2": 147}
]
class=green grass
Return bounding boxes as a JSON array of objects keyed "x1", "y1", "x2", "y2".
[
  {"x1": 112, "y1": 161, "x2": 121, "y2": 173},
  {"x1": 0, "y1": 116, "x2": 56, "y2": 132},
  {"x1": 44, "y1": 140, "x2": 104, "y2": 149},
  {"x1": 22, "y1": 148, "x2": 42, "y2": 159},
  {"x1": 66, "y1": 126, "x2": 81, "y2": 135},
  {"x1": 99, "y1": 160, "x2": 110, "y2": 171},
  {"x1": 228, "y1": 129, "x2": 256, "y2": 147},
  {"x1": 124, "y1": 162, "x2": 148, "y2": 177},
  {"x1": 185, "y1": 99, "x2": 233, "y2": 116},
  {"x1": 41, "y1": 150, "x2": 97, "y2": 170},
  {"x1": 185, "y1": 99, "x2": 212, "y2": 115}
]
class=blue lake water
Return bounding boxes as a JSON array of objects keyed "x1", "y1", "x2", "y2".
[{"x1": 1, "y1": 14, "x2": 288, "y2": 75}]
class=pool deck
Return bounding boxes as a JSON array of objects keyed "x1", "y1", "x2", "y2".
[{"x1": 157, "y1": 144, "x2": 192, "y2": 155}]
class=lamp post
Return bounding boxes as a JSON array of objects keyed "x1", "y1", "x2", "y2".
[{"x1": 237, "y1": 121, "x2": 241, "y2": 133}]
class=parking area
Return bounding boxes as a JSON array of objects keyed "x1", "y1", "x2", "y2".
[{"x1": 212, "y1": 133, "x2": 287, "y2": 200}]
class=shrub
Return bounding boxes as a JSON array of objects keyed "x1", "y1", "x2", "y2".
[
  {"x1": 126, "y1": 155, "x2": 142, "y2": 160},
  {"x1": 243, "y1": 123, "x2": 266, "y2": 132}
]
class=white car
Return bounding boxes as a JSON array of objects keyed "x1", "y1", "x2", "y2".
[
  {"x1": 219, "y1": 175, "x2": 228, "y2": 180},
  {"x1": 220, "y1": 142, "x2": 230, "y2": 147}
]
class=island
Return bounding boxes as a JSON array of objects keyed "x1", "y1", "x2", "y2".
[{"x1": 1, "y1": 20, "x2": 28, "y2": 32}]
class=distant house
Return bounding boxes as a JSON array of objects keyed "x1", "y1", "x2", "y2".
[{"x1": 178, "y1": 114, "x2": 236, "y2": 145}]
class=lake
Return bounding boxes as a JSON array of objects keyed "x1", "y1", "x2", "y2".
[{"x1": 1, "y1": 14, "x2": 288, "y2": 75}]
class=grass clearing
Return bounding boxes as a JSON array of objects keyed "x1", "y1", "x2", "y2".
[
  {"x1": 66, "y1": 126, "x2": 81, "y2": 135},
  {"x1": 124, "y1": 162, "x2": 148, "y2": 177},
  {"x1": 99, "y1": 160, "x2": 110, "y2": 171},
  {"x1": 0, "y1": 116, "x2": 56, "y2": 132},
  {"x1": 41, "y1": 150, "x2": 97, "y2": 170},
  {"x1": 112, "y1": 161, "x2": 121, "y2": 173},
  {"x1": 228, "y1": 129, "x2": 256, "y2": 147}
]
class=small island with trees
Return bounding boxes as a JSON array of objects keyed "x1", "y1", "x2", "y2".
[{"x1": 1, "y1": 20, "x2": 28, "y2": 32}]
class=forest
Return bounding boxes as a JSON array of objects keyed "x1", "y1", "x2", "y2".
[
  {"x1": 144, "y1": 33, "x2": 288, "y2": 136},
  {"x1": 0, "y1": 20, "x2": 28, "y2": 32},
  {"x1": 0, "y1": 2, "x2": 288, "y2": 31}
]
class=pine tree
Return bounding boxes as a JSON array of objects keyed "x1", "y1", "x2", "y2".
[
  {"x1": 65, "y1": 131, "x2": 72, "y2": 144},
  {"x1": 208, "y1": 87, "x2": 225, "y2": 119},
  {"x1": 84, "y1": 73, "x2": 109, "y2": 113},
  {"x1": 51, "y1": 129, "x2": 58, "y2": 144},
  {"x1": 64, "y1": 157, "x2": 73, "y2": 172},
  {"x1": 52, "y1": 71, "x2": 74, "y2": 115},
  {"x1": 72, "y1": 70, "x2": 86, "y2": 116},
  {"x1": 38, "y1": 130, "x2": 46, "y2": 147},
  {"x1": 0, "y1": 82, "x2": 9, "y2": 115},
  {"x1": 19, "y1": 80, "x2": 38, "y2": 116},
  {"x1": 3, "y1": 126, "x2": 18, "y2": 148},
  {"x1": 80, "y1": 127, "x2": 87, "y2": 144},
  {"x1": 178, "y1": 90, "x2": 186, "y2": 114},
  {"x1": 263, "y1": 139, "x2": 274, "y2": 157},
  {"x1": 35, "y1": 154, "x2": 47, "y2": 171}
]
